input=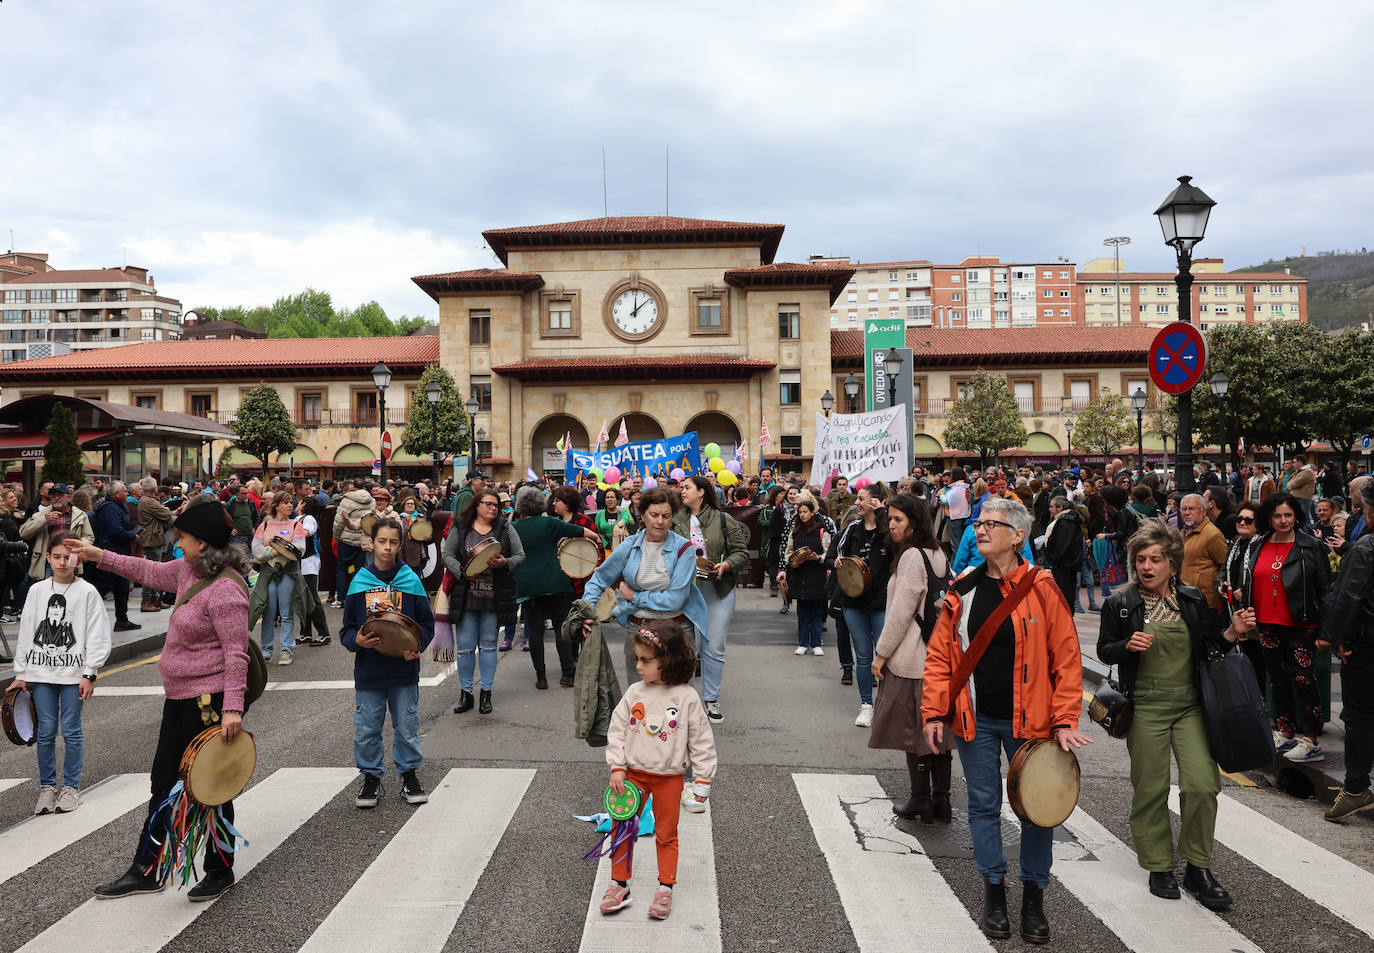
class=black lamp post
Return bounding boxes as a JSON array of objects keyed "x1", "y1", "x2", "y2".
[
  {"x1": 425, "y1": 381, "x2": 442, "y2": 485},
  {"x1": 464, "y1": 395, "x2": 480, "y2": 476},
  {"x1": 1132, "y1": 387, "x2": 1148, "y2": 472},
  {"x1": 475, "y1": 427, "x2": 486, "y2": 476},
  {"x1": 820, "y1": 390, "x2": 834, "y2": 418},
  {"x1": 370, "y1": 361, "x2": 392, "y2": 484},
  {"x1": 1065, "y1": 418, "x2": 1074, "y2": 467},
  {"x1": 843, "y1": 372, "x2": 860, "y2": 414},
  {"x1": 1154, "y1": 174, "x2": 1217, "y2": 493},
  {"x1": 883, "y1": 351, "x2": 903, "y2": 409},
  {"x1": 1210, "y1": 371, "x2": 1230, "y2": 479}
]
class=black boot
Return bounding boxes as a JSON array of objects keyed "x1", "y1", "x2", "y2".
[
  {"x1": 478, "y1": 689, "x2": 492, "y2": 714},
  {"x1": 981, "y1": 877, "x2": 1011, "y2": 938},
  {"x1": 892, "y1": 753, "x2": 933, "y2": 822},
  {"x1": 930, "y1": 751, "x2": 953, "y2": 823},
  {"x1": 1182, "y1": 863, "x2": 1233, "y2": 911},
  {"x1": 187, "y1": 868, "x2": 235, "y2": 902},
  {"x1": 840, "y1": 665, "x2": 853, "y2": 686},
  {"x1": 452, "y1": 690, "x2": 474, "y2": 714},
  {"x1": 1020, "y1": 882, "x2": 1050, "y2": 944},
  {"x1": 93, "y1": 863, "x2": 163, "y2": 899}
]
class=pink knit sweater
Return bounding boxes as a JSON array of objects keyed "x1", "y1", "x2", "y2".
[{"x1": 98, "y1": 552, "x2": 251, "y2": 711}]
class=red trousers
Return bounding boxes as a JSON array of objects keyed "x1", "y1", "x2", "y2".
[{"x1": 612, "y1": 769, "x2": 684, "y2": 886}]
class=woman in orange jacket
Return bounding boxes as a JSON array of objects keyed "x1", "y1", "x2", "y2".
[{"x1": 922, "y1": 496, "x2": 1090, "y2": 945}]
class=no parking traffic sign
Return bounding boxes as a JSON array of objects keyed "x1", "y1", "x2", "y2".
[{"x1": 1148, "y1": 322, "x2": 1208, "y2": 396}]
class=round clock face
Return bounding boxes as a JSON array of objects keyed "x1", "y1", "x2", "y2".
[{"x1": 611, "y1": 288, "x2": 660, "y2": 337}]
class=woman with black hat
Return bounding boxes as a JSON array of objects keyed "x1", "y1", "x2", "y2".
[{"x1": 63, "y1": 497, "x2": 253, "y2": 903}]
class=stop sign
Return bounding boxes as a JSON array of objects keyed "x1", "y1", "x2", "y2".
[{"x1": 381, "y1": 430, "x2": 393, "y2": 460}]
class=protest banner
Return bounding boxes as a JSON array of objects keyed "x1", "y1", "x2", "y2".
[
  {"x1": 565, "y1": 431, "x2": 703, "y2": 482},
  {"x1": 809, "y1": 407, "x2": 908, "y2": 485}
]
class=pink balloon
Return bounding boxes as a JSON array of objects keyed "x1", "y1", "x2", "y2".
[
  {"x1": 671, "y1": 467, "x2": 685, "y2": 480},
  {"x1": 585, "y1": 494, "x2": 597, "y2": 509},
  {"x1": 726, "y1": 460, "x2": 742, "y2": 475},
  {"x1": 853, "y1": 477, "x2": 872, "y2": 490},
  {"x1": 643, "y1": 477, "x2": 659, "y2": 489},
  {"x1": 604, "y1": 466, "x2": 621, "y2": 483}
]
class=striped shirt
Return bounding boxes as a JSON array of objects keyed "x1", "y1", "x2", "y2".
[{"x1": 634, "y1": 538, "x2": 678, "y2": 619}]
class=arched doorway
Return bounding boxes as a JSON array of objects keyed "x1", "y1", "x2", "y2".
[
  {"x1": 531, "y1": 414, "x2": 590, "y2": 473},
  {"x1": 333, "y1": 443, "x2": 374, "y2": 464},
  {"x1": 912, "y1": 434, "x2": 943, "y2": 466},
  {"x1": 684, "y1": 412, "x2": 742, "y2": 455},
  {"x1": 1018, "y1": 431, "x2": 1062, "y2": 467},
  {"x1": 609, "y1": 413, "x2": 664, "y2": 444}
]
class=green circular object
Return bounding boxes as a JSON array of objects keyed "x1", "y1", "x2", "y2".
[{"x1": 604, "y1": 780, "x2": 643, "y2": 821}]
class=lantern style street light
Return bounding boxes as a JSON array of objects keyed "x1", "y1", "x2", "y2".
[
  {"x1": 820, "y1": 390, "x2": 835, "y2": 418},
  {"x1": 425, "y1": 381, "x2": 442, "y2": 484},
  {"x1": 1065, "y1": 418, "x2": 1075, "y2": 467},
  {"x1": 843, "y1": 372, "x2": 861, "y2": 414},
  {"x1": 1155, "y1": 174, "x2": 1217, "y2": 493},
  {"x1": 464, "y1": 395, "x2": 480, "y2": 477},
  {"x1": 1131, "y1": 388, "x2": 1148, "y2": 472},
  {"x1": 370, "y1": 361, "x2": 392, "y2": 483},
  {"x1": 1210, "y1": 371, "x2": 1231, "y2": 479}
]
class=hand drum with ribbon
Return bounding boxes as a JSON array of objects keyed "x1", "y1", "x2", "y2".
[{"x1": 584, "y1": 780, "x2": 644, "y2": 868}]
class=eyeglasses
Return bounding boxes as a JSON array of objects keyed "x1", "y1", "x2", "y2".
[
  {"x1": 478, "y1": 500, "x2": 498, "y2": 507},
  {"x1": 1235, "y1": 516, "x2": 1255, "y2": 525},
  {"x1": 972, "y1": 519, "x2": 1015, "y2": 532}
]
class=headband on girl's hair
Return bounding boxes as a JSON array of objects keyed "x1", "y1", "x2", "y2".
[{"x1": 638, "y1": 628, "x2": 662, "y2": 647}]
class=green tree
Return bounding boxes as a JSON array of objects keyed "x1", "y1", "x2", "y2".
[
  {"x1": 400, "y1": 365, "x2": 471, "y2": 469},
  {"x1": 231, "y1": 383, "x2": 297, "y2": 481},
  {"x1": 1146, "y1": 394, "x2": 1179, "y2": 460},
  {"x1": 1312, "y1": 328, "x2": 1374, "y2": 467},
  {"x1": 265, "y1": 288, "x2": 336, "y2": 338},
  {"x1": 1073, "y1": 388, "x2": 1135, "y2": 462},
  {"x1": 41, "y1": 402, "x2": 85, "y2": 486},
  {"x1": 943, "y1": 369, "x2": 1028, "y2": 469}
]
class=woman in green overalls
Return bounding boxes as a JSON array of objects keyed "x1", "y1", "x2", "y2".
[{"x1": 1097, "y1": 518, "x2": 1257, "y2": 912}]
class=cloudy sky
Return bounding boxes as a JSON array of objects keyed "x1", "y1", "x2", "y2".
[{"x1": 4, "y1": 1, "x2": 1371, "y2": 320}]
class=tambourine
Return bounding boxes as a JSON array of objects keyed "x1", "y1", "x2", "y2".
[
  {"x1": 462, "y1": 537, "x2": 501, "y2": 578},
  {"x1": 359, "y1": 609, "x2": 424, "y2": 658},
  {"x1": 2, "y1": 686, "x2": 36, "y2": 746},
  {"x1": 557, "y1": 536, "x2": 603, "y2": 580},
  {"x1": 695, "y1": 553, "x2": 714, "y2": 580},
  {"x1": 1006, "y1": 739, "x2": 1080, "y2": 829},
  {"x1": 835, "y1": 556, "x2": 872, "y2": 598},
  {"x1": 788, "y1": 546, "x2": 816, "y2": 569},
  {"x1": 604, "y1": 779, "x2": 643, "y2": 821},
  {"x1": 359, "y1": 513, "x2": 378, "y2": 537},
  {"x1": 409, "y1": 518, "x2": 434, "y2": 542},
  {"x1": 179, "y1": 725, "x2": 257, "y2": 807},
  {"x1": 595, "y1": 587, "x2": 618, "y2": 622},
  {"x1": 268, "y1": 536, "x2": 301, "y2": 562}
]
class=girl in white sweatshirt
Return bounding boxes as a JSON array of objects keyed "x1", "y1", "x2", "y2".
[{"x1": 12, "y1": 533, "x2": 111, "y2": 815}]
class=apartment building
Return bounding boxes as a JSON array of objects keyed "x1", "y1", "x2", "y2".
[
  {"x1": 821, "y1": 255, "x2": 1079, "y2": 329},
  {"x1": 1076, "y1": 257, "x2": 1307, "y2": 328},
  {"x1": 0, "y1": 250, "x2": 184, "y2": 362}
]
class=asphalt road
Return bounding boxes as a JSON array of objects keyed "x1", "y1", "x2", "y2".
[{"x1": 0, "y1": 588, "x2": 1370, "y2": 953}]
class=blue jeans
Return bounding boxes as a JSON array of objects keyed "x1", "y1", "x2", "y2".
[
  {"x1": 1077, "y1": 544, "x2": 1097, "y2": 608},
  {"x1": 31, "y1": 682, "x2": 83, "y2": 789},
  {"x1": 954, "y1": 713, "x2": 1054, "y2": 887},
  {"x1": 696, "y1": 584, "x2": 735, "y2": 703},
  {"x1": 455, "y1": 609, "x2": 499, "y2": 691},
  {"x1": 261, "y1": 573, "x2": 296, "y2": 656},
  {"x1": 354, "y1": 683, "x2": 421, "y2": 778},
  {"x1": 842, "y1": 607, "x2": 886, "y2": 705},
  {"x1": 796, "y1": 599, "x2": 824, "y2": 648}
]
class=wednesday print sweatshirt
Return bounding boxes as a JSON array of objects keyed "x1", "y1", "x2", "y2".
[{"x1": 14, "y1": 578, "x2": 112, "y2": 684}]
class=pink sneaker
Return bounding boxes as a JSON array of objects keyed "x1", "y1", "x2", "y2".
[
  {"x1": 599, "y1": 883, "x2": 632, "y2": 915},
  {"x1": 648, "y1": 886, "x2": 673, "y2": 920}
]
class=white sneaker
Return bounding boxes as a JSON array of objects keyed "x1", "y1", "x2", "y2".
[
  {"x1": 1283, "y1": 737, "x2": 1325, "y2": 762},
  {"x1": 855, "y1": 703, "x2": 874, "y2": 728},
  {"x1": 277, "y1": 651, "x2": 293, "y2": 666},
  {"x1": 812, "y1": 646, "x2": 825, "y2": 656},
  {"x1": 794, "y1": 646, "x2": 808, "y2": 656},
  {"x1": 680, "y1": 789, "x2": 707, "y2": 813}
]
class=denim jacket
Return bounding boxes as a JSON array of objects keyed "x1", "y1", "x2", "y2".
[{"x1": 583, "y1": 529, "x2": 708, "y2": 636}]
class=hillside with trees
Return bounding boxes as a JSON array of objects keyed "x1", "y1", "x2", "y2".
[
  {"x1": 192, "y1": 288, "x2": 432, "y2": 338},
  {"x1": 1236, "y1": 250, "x2": 1374, "y2": 331}
]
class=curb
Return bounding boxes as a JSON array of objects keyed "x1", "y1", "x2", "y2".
[{"x1": 1, "y1": 631, "x2": 168, "y2": 694}]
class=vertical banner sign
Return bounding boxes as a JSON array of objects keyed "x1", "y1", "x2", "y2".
[
  {"x1": 870, "y1": 346, "x2": 914, "y2": 473},
  {"x1": 864, "y1": 318, "x2": 905, "y2": 411}
]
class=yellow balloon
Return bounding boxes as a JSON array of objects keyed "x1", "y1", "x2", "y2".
[
  {"x1": 708, "y1": 456, "x2": 726, "y2": 473},
  {"x1": 718, "y1": 470, "x2": 738, "y2": 486}
]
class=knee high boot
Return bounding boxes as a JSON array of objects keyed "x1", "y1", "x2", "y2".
[
  {"x1": 930, "y1": 751, "x2": 953, "y2": 823},
  {"x1": 892, "y1": 753, "x2": 933, "y2": 822}
]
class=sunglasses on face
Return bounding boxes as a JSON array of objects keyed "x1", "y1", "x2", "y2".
[{"x1": 1235, "y1": 516, "x2": 1254, "y2": 525}]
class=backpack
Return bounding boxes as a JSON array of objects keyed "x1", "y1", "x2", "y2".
[
  {"x1": 172, "y1": 569, "x2": 267, "y2": 706},
  {"x1": 912, "y1": 547, "x2": 954, "y2": 643}
]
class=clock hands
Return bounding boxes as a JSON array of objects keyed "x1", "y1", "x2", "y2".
[{"x1": 631, "y1": 291, "x2": 647, "y2": 318}]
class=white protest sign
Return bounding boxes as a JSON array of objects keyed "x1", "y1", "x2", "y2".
[{"x1": 810, "y1": 406, "x2": 908, "y2": 486}]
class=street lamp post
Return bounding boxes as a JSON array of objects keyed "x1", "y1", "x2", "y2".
[
  {"x1": 370, "y1": 361, "x2": 392, "y2": 485},
  {"x1": 425, "y1": 381, "x2": 442, "y2": 485},
  {"x1": 1154, "y1": 174, "x2": 1217, "y2": 494},
  {"x1": 1132, "y1": 387, "x2": 1148, "y2": 473},
  {"x1": 820, "y1": 390, "x2": 835, "y2": 418},
  {"x1": 843, "y1": 372, "x2": 860, "y2": 414},
  {"x1": 1104, "y1": 236, "x2": 1131, "y2": 326},
  {"x1": 1065, "y1": 418, "x2": 1074, "y2": 468},
  {"x1": 475, "y1": 427, "x2": 486, "y2": 476},
  {"x1": 883, "y1": 351, "x2": 903, "y2": 409},
  {"x1": 464, "y1": 396, "x2": 480, "y2": 478},
  {"x1": 1210, "y1": 371, "x2": 1231, "y2": 480}
]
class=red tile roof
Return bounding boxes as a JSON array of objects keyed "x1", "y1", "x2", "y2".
[
  {"x1": 492, "y1": 354, "x2": 776, "y2": 382},
  {"x1": 5, "y1": 268, "x2": 149, "y2": 285},
  {"x1": 723, "y1": 262, "x2": 856, "y2": 305},
  {"x1": 482, "y1": 216, "x2": 786, "y2": 265},
  {"x1": 411, "y1": 268, "x2": 545, "y2": 300},
  {"x1": 0, "y1": 337, "x2": 440, "y2": 382},
  {"x1": 830, "y1": 326, "x2": 1159, "y2": 367}
]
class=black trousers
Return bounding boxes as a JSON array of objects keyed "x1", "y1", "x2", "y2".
[
  {"x1": 134, "y1": 693, "x2": 243, "y2": 873},
  {"x1": 1342, "y1": 646, "x2": 1374, "y2": 794},
  {"x1": 527, "y1": 592, "x2": 576, "y2": 679},
  {"x1": 1051, "y1": 567, "x2": 1079, "y2": 611},
  {"x1": 835, "y1": 610, "x2": 853, "y2": 667},
  {"x1": 87, "y1": 564, "x2": 132, "y2": 624}
]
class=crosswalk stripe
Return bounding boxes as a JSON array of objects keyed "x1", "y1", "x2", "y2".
[
  {"x1": 298, "y1": 767, "x2": 534, "y2": 953},
  {"x1": 0, "y1": 773, "x2": 150, "y2": 887},
  {"x1": 794, "y1": 773, "x2": 993, "y2": 953},
  {"x1": 1030, "y1": 799, "x2": 1262, "y2": 953},
  {"x1": 0, "y1": 778, "x2": 26, "y2": 796},
  {"x1": 17, "y1": 767, "x2": 356, "y2": 953},
  {"x1": 1172, "y1": 786, "x2": 1374, "y2": 937},
  {"x1": 96, "y1": 663, "x2": 456, "y2": 696},
  {"x1": 579, "y1": 793, "x2": 721, "y2": 952}
]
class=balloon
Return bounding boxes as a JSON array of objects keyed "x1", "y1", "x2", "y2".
[
  {"x1": 603, "y1": 466, "x2": 621, "y2": 484},
  {"x1": 718, "y1": 471, "x2": 738, "y2": 487},
  {"x1": 703, "y1": 443, "x2": 721, "y2": 459},
  {"x1": 708, "y1": 457, "x2": 726, "y2": 473},
  {"x1": 853, "y1": 477, "x2": 872, "y2": 490},
  {"x1": 726, "y1": 460, "x2": 742, "y2": 475},
  {"x1": 643, "y1": 477, "x2": 658, "y2": 489},
  {"x1": 589, "y1": 467, "x2": 603, "y2": 480},
  {"x1": 670, "y1": 467, "x2": 685, "y2": 481}
]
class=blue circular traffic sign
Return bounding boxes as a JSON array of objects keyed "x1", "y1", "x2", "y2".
[{"x1": 1148, "y1": 322, "x2": 1208, "y2": 396}]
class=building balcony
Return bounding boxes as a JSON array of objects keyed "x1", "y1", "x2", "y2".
[
  {"x1": 918, "y1": 397, "x2": 1094, "y2": 417},
  {"x1": 205, "y1": 407, "x2": 412, "y2": 429}
]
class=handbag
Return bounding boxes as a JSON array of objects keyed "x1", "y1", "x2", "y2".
[
  {"x1": 1088, "y1": 667, "x2": 1133, "y2": 739},
  {"x1": 1197, "y1": 645, "x2": 1275, "y2": 772}
]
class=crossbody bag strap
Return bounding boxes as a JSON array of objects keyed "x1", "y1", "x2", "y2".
[
  {"x1": 172, "y1": 568, "x2": 248, "y2": 614},
  {"x1": 944, "y1": 567, "x2": 1041, "y2": 719}
]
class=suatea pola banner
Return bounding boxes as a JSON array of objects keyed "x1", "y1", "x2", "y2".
[{"x1": 565, "y1": 432, "x2": 703, "y2": 481}]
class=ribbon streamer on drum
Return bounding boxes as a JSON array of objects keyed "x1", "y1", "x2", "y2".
[{"x1": 141, "y1": 781, "x2": 249, "y2": 887}]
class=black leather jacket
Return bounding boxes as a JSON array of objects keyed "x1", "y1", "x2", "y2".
[
  {"x1": 1320, "y1": 533, "x2": 1374, "y2": 650},
  {"x1": 1097, "y1": 583, "x2": 1231, "y2": 696},
  {"x1": 1242, "y1": 531, "x2": 1331, "y2": 626}
]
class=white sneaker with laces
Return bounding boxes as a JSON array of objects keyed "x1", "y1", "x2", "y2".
[
  {"x1": 812, "y1": 646, "x2": 825, "y2": 656},
  {"x1": 1283, "y1": 737, "x2": 1325, "y2": 762},
  {"x1": 855, "y1": 703, "x2": 875, "y2": 728},
  {"x1": 277, "y1": 651, "x2": 293, "y2": 666},
  {"x1": 680, "y1": 789, "x2": 707, "y2": 813},
  {"x1": 794, "y1": 646, "x2": 808, "y2": 656}
]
